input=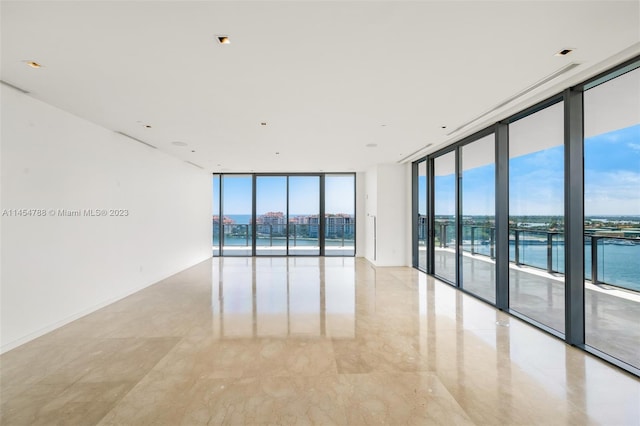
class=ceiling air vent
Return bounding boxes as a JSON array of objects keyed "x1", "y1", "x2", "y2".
[
  {"x1": 1, "y1": 80, "x2": 30, "y2": 94},
  {"x1": 185, "y1": 161, "x2": 204, "y2": 169},
  {"x1": 115, "y1": 131, "x2": 157, "y2": 149}
]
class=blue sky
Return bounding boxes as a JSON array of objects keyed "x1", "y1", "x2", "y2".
[
  {"x1": 584, "y1": 124, "x2": 640, "y2": 215},
  {"x1": 213, "y1": 175, "x2": 355, "y2": 216},
  {"x1": 419, "y1": 123, "x2": 640, "y2": 216}
]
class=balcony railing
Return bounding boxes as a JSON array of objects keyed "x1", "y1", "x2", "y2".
[
  {"x1": 420, "y1": 221, "x2": 639, "y2": 292},
  {"x1": 213, "y1": 223, "x2": 355, "y2": 248}
]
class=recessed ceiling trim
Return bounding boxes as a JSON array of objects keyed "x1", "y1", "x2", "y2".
[
  {"x1": 115, "y1": 131, "x2": 157, "y2": 149},
  {"x1": 185, "y1": 160, "x2": 204, "y2": 169},
  {"x1": 447, "y1": 62, "x2": 581, "y2": 136},
  {"x1": 1, "y1": 80, "x2": 30, "y2": 94}
]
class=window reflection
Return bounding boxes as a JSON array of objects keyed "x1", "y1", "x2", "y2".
[{"x1": 213, "y1": 258, "x2": 355, "y2": 338}]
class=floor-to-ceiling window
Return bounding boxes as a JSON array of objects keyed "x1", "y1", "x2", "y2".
[
  {"x1": 508, "y1": 101, "x2": 565, "y2": 334},
  {"x1": 256, "y1": 176, "x2": 288, "y2": 256},
  {"x1": 461, "y1": 133, "x2": 496, "y2": 303},
  {"x1": 325, "y1": 174, "x2": 356, "y2": 256},
  {"x1": 583, "y1": 65, "x2": 640, "y2": 369},
  {"x1": 214, "y1": 173, "x2": 355, "y2": 257},
  {"x1": 411, "y1": 57, "x2": 640, "y2": 376},
  {"x1": 417, "y1": 161, "x2": 428, "y2": 271},
  {"x1": 212, "y1": 174, "x2": 220, "y2": 256},
  {"x1": 221, "y1": 175, "x2": 253, "y2": 256},
  {"x1": 289, "y1": 176, "x2": 321, "y2": 255},
  {"x1": 433, "y1": 151, "x2": 457, "y2": 283}
]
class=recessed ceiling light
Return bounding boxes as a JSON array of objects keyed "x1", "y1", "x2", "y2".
[
  {"x1": 275, "y1": 152, "x2": 280, "y2": 155},
  {"x1": 144, "y1": 125, "x2": 152, "y2": 129},
  {"x1": 217, "y1": 35, "x2": 231, "y2": 45},
  {"x1": 25, "y1": 61, "x2": 42, "y2": 68},
  {"x1": 555, "y1": 48, "x2": 574, "y2": 57},
  {"x1": 260, "y1": 122, "x2": 267, "y2": 126},
  {"x1": 172, "y1": 141, "x2": 188, "y2": 147},
  {"x1": 365, "y1": 143, "x2": 378, "y2": 148},
  {"x1": 441, "y1": 126, "x2": 447, "y2": 129}
]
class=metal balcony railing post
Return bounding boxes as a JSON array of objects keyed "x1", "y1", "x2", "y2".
[
  {"x1": 342, "y1": 224, "x2": 345, "y2": 247},
  {"x1": 591, "y1": 235, "x2": 599, "y2": 284},
  {"x1": 515, "y1": 229, "x2": 521, "y2": 266},
  {"x1": 245, "y1": 225, "x2": 249, "y2": 247},
  {"x1": 470, "y1": 227, "x2": 475, "y2": 255},
  {"x1": 294, "y1": 224, "x2": 297, "y2": 247},
  {"x1": 269, "y1": 224, "x2": 273, "y2": 247},
  {"x1": 547, "y1": 232, "x2": 554, "y2": 273}
]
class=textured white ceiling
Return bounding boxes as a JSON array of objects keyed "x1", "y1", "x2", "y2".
[{"x1": 2, "y1": 1, "x2": 639, "y2": 172}]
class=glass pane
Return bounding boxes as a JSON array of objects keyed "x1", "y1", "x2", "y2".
[
  {"x1": 434, "y1": 151, "x2": 457, "y2": 283},
  {"x1": 461, "y1": 134, "x2": 496, "y2": 303},
  {"x1": 509, "y1": 101, "x2": 565, "y2": 334},
  {"x1": 289, "y1": 176, "x2": 320, "y2": 255},
  {"x1": 584, "y1": 66, "x2": 640, "y2": 369},
  {"x1": 325, "y1": 174, "x2": 355, "y2": 256},
  {"x1": 212, "y1": 174, "x2": 220, "y2": 256},
  {"x1": 417, "y1": 161, "x2": 428, "y2": 271},
  {"x1": 222, "y1": 175, "x2": 253, "y2": 256},
  {"x1": 256, "y1": 176, "x2": 287, "y2": 256}
]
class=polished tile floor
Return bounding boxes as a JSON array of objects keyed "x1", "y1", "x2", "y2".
[
  {"x1": 1, "y1": 257, "x2": 639, "y2": 425},
  {"x1": 433, "y1": 248, "x2": 640, "y2": 368}
]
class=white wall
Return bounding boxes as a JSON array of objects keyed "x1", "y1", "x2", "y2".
[
  {"x1": 0, "y1": 87, "x2": 212, "y2": 352},
  {"x1": 363, "y1": 163, "x2": 408, "y2": 266}
]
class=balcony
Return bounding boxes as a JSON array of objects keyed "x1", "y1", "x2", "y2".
[{"x1": 419, "y1": 223, "x2": 640, "y2": 369}]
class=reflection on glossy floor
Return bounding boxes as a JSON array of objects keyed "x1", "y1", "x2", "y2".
[
  {"x1": 434, "y1": 249, "x2": 640, "y2": 368},
  {"x1": 1, "y1": 257, "x2": 639, "y2": 425}
]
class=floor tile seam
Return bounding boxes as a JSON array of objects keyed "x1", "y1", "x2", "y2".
[
  {"x1": 37, "y1": 380, "x2": 139, "y2": 413},
  {"x1": 2, "y1": 378, "x2": 79, "y2": 410},
  {"x1": 73, "y1": 336, "x2": 186, "y2": 388},
  {"x1": 425, "y1": 373, "x2": 483, "y2": 426},
  {"x1": 229, "y1": 370, "x2": 343, "y2": 381}
]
